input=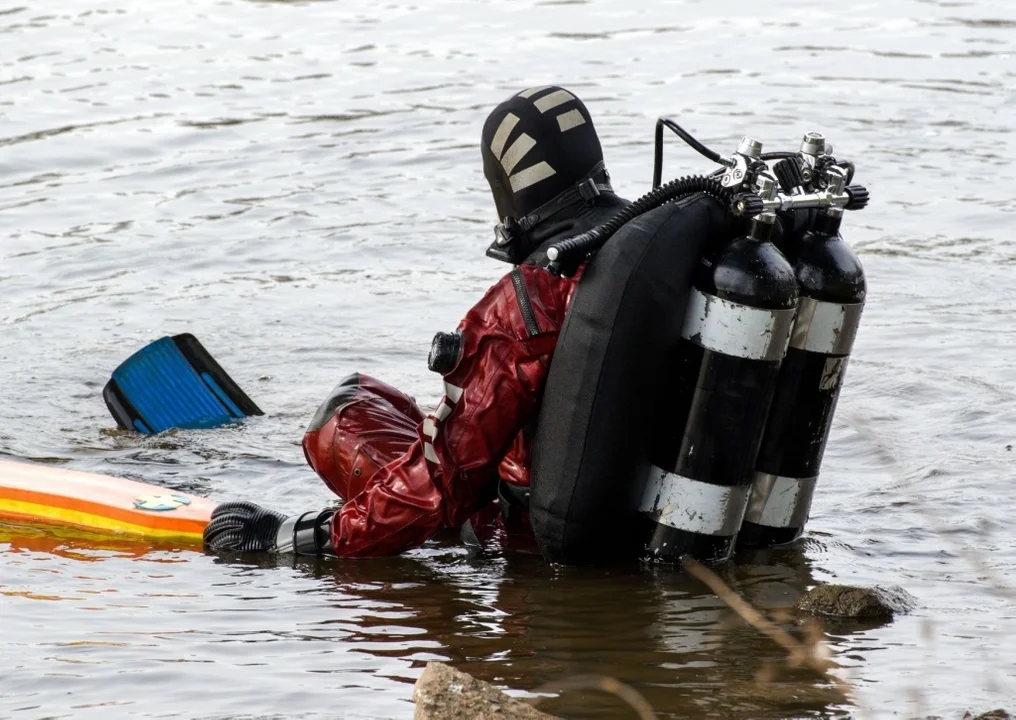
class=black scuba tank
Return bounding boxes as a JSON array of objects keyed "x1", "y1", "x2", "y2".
[
  {"x1": 640, "y1": 166, "x2": 799, "y2": 565},
  {"x1": 738, "y1": 148, "x2": 866, "y2": 549}
]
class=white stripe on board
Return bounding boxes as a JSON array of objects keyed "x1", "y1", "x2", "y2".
[
  {"x1": 639, "y1": 465, "x2": 751, "y2": 536},
  {"x1": 423, "y1": 442, "x2": 439, "y2": 463},
  {"x1": 742, "y1": 473, "x2": 817, "y2": 529},
  {"x1": 681, "y1": 289, "x2": 796, "y2": 362},
  {"x1": 422, "y1": 418, "x2": 438, "y2": 440},
  {"x1": 790, "y1": 298, "x2": 863, "y2": 356},
  {"x1": 435, "y1": 401, "x2": 452, "y2": 421}
]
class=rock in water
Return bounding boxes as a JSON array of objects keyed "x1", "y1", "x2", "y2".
[
  {"x1": 963, "y1": 711, "x2": 1012, "y2": 720},
  {"x1": 795, "y1": 583, "x2": 917, "y2": 620},
  {"x1": 413, "y1": 662, "x2": 560, "y2": 720}
]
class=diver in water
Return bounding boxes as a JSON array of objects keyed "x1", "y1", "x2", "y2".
[{"x1": 203, "y1": 86, "x2": 631, "y2": 557}]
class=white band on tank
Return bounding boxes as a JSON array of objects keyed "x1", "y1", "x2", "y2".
[
  {"x1": 742, "y1": 472, "x2": 817, "y2": 529},
  {"x1": 639, "y1": 465, "x2": 751, "y2": 537},
  {"x1": 681, "y1": 289, "x2": 796, "y2": 362},
  {"x1": 790, "y1": 298, "x2": 863, "y2": 356}
]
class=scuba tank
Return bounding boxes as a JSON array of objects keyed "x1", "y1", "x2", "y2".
[
  {"x1": 542, "y1": 121, "x2": 870, "y2": 566},
  {"x1": 738, "y1": 133, "x2": 868, "y2": 548},
  {"x1": 639, "y1": 138, "x2": 799, "y2": 565}
]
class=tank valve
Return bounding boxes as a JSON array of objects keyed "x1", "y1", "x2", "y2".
[
  {"x1": 721, "y1": 136, "x2": 765, "y2": 189},
  {"x1": 773, "y1": 159, "x2": 806, "y2": 194},
  {"x1": 799, "y1": 131, "x2": 827, "y2": 158},
  {"x1": 731, "y1": 193, "x2": 765, "y2": 217},
  {"x1": 844, "y1": 185, "x2": 870, "y2": 211}
]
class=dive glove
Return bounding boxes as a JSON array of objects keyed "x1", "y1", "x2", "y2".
[{"x1": 203, "y1": 500, "x2": 336, "y2": 555}]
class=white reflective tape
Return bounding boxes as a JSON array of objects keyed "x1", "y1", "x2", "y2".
[
  {"x1": 517, "y1": 85, "x2": 552, "y2": 99},
  {"x1": 639, "y1": 465, "x2": 751, "y2": 536},
  {"x1": 681, "y1": 289, "x2": 796, "y2": 362},
  {"x1": 443, "y1": 382, "x2": 463, "y2": 403},
  {"x1": 500, "y1": 133, "x2": 536, "y2": 175},
  {"x1": 422, "y1": 418, "x2": 438, "y2": 440},
  {"x1": 534, "y1": 88, "x2": 575, "y2": 113},
  {"x1": 556, "y1": 109, "x2": 586, "y2": 133},
  {"x1": 489, "y1": 113, "x2": 519, "y2": 160},
  {"x1": 423, "y1": 442, "x2": 439, "y2": 463},
  {"x1": 743, "y1": 473, "x2": 817, "y2": 529},
  {"x1": 435, "y1": 401, "x2": 452, "y2": 421},
  {"x1": 509, "y1": 161, "x2": 556, "y2": 192},
  {"x1": 790, "y1": 298, "x2": 863, "y2": 356}
]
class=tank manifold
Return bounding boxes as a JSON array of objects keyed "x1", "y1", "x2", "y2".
[{"x1": 546, "y1": 122, "x2": 871, "y2": 273}]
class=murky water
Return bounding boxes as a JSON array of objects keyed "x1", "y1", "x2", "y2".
[{"x1": 2, "y1": 0, "x2": 1015, "y2": 717}]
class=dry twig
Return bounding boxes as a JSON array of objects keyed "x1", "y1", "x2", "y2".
[
  {"x1": 530, "y1": 674, "x2": 658, "y2": 720},
  {"x1": 681, "y1": 556, "x2": 854, "y2": 703}
]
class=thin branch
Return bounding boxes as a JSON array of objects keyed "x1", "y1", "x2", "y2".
[
  {"x1": 531, "y1": 674, "x2": 658, "y2": 720},
  {"x1": 681, "y1": 556, "x2": 854, "y2": 703}
]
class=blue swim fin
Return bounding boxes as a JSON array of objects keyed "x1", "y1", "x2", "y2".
[{"x1": 103, "y1": 333, "x2": 263, "y2": 434}]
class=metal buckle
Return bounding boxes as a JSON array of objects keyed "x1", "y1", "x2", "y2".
[
  {"x1": 493, "y1": 223, "x2": 512, "y2": 247},
  {"x1": 494, "y1": 215, "x2": 528, "y2": 247}
]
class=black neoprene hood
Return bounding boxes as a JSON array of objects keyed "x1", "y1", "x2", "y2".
[{"x1": 481, "y1": 86, "x2": 605, "y2": 221}]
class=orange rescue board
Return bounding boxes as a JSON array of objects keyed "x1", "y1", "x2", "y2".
[{"x1": 0, "y1": 458, "x2": 214, "y2": 545}]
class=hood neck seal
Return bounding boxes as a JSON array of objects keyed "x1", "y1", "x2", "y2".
[{"x1": 486, "y1": 162, "x2": 613, "y2": 265}]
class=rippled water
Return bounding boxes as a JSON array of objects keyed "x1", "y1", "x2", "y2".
[{"x1": 2, "y1": 0, "x2": 1015, "y2": 717}]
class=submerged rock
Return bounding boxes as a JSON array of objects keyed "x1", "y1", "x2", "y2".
[
  {"x1": 413, "y1": 662, "x2": 560, "y2": 720},
  {"x1": 963, "y1": 711, "x2": 1012, "y2": 720},
  {"x1": 795, "y1": 583, "x2": 917, "y2": 620}
]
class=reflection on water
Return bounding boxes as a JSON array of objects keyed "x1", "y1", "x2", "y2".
[
  {"x1": 2, "y1": 0, "x2": 1015, "y2": 717},
  {"x1": 1, "y1": 521, "x2": 845, "y2": 719}
]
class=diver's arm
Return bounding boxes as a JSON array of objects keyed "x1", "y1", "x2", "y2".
[
  {"x1": 203, "y1": 268, "x2": 566, "y2": 557},
  {"x1": 327, "y1": 274, "x2": 561, "y2": 557}
]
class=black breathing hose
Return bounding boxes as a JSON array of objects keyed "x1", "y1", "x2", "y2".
[
  {"x1": 564, "y1": 114, "x2": 855, "y2": 275},
  {"x1": 652, "y1": 119, "x2": 801, "y2": 190},
  {"x1": 546, "y1": 175, "x2": 735, "y2": 275},
  {"x1": 653, "y1": 118, "x2": 729, "y2": 189},
  {"x1": 760, "y1": 151, "x2": 799, "y2": 161}
]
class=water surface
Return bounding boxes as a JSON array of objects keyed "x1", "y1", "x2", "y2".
[{"x1": 2, "y1": 0, "x2": 1015, "y2": 717}]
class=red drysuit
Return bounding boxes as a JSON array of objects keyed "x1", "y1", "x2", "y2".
[{"x1": 302, "y1": 264, "x2": 581, "y2": 557}]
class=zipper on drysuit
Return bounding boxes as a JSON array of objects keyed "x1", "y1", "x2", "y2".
[{"x1": 511, "y1": 267, "x2": 540, "y2": 338}]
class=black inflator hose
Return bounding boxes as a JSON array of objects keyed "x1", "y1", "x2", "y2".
[
  {"x1": 653, "y1": 118, "x2": 728, "y2": 189},
  {"x1": 546, "y1": 175, "x2": 735, "y2": 275}
]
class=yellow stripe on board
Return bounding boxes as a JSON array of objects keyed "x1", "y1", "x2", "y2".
[{"x1": 0, "y1": 498, "x2": 205, "y2": 544}]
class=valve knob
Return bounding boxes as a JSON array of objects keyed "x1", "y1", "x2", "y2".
[
  {"x1": 428, "y1": 331, "x2": 463, "y2": 374},
  {"x1": 773, "y1": 159, "x2": 806, "y2": 193},
  {"x1": 731, "y1": 193, "x2": 765, "y2": 217},
  {"x1": 844, "y1": 185, "x2": 870, "y2": 211}
]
